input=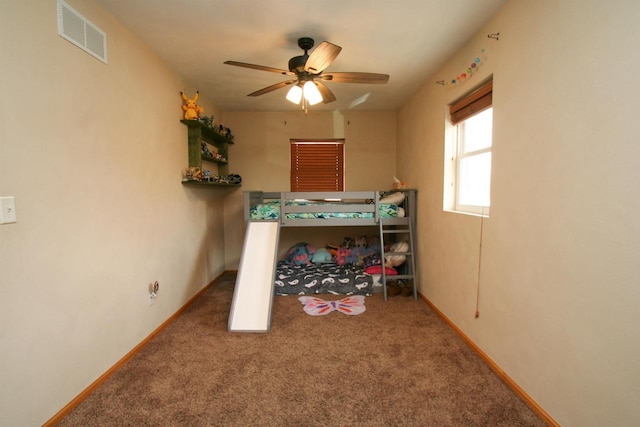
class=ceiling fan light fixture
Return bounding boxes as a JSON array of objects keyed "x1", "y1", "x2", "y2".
[
  {"x1": 286, "y1": 84, "x2": 303, "y2": 104},
  {"x1": 303, "y1": 81, "x2": 323, "y2": 105},
  {"x1": 224, "y1": 37, "x2": 389, "y2": 112}
]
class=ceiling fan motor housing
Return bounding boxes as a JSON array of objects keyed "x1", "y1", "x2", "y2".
[
  {"x1": 288, "y1": 55, "x2": 308, "y2": 74},
  {"x1": 297, "y1": 37, "x2": 314, "y2": 51},
  {"x1": 289, "y1": 37, "x2": 315, "y2": 73}
]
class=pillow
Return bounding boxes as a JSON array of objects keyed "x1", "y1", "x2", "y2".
[
  {"x1": 364, "y1": 265, "x2": 398, "y2": 275},
  {"x1": 385, "y1": 241, "x2": 409, "y2": 267},
  {"x1": 380, "y1": 192, "x2": 405, "y2": 205}
]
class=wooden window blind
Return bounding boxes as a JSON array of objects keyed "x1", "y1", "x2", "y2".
[
  {"x1": 450, "y1": 79, "x2": 493, "y2": 125},
  {"x1": 290, "y1": 139, "x2": 345, "y2": 191}
]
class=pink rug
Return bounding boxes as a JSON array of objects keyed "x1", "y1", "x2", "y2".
[{"x1": 298, "y1": 295, "x2": 366, "y2": 316}]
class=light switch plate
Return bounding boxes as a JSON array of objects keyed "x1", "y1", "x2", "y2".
[{"x1": 0, "y1": 196, "x2": 17, "y2": 224}]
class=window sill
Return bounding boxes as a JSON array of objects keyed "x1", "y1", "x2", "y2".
[{"x1": 444, "y1": 208, "x2": 490, "y2": 218}]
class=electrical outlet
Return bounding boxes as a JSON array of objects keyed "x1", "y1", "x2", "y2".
[
  {"x1": 0, "y1": 197, "x2": 17, "y2": 224},
  {"x1": 148, "y1": 281, "x2": 159, "y2": 306}
]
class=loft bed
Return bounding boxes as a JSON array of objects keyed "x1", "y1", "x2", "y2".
[
  {"x1": 245, "y1": 191, "x2": 399, "y2": 227},
  {"x1": 243, "y1": 190, "x2": 417, "y2": 298}
]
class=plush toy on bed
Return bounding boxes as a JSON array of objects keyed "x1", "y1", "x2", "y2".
[
  {"x1": 311, "y1": 248, "x2": 333, "y2": 264},
  {"x1": 284, "y1": 242, "x2": 316, "y2": 266},
  {"x1": 341, "y1": 237, "x2": 354, "y2": 249},
  {"x1": 354, "y1": 235, "x2": 368, "y2": 248},
  {"x1": 334, "y1": 247, "x2": 349, "y2": 266}
]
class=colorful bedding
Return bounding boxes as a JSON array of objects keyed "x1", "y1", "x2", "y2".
[
  {"x1": 274, "y1": 262, "x2": 373, "y2": 296},
  {"x1": 250, "y1": 200, "x2": 398, "y2": 220}
]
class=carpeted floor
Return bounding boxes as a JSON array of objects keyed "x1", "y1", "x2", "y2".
[{"x1": 59, "y1": 272, "x2": 546, "y2": 426}]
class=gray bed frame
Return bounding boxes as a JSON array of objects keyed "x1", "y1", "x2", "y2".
[
  {"x1": 244, "y1": 190, "x2": 398, "y2": 226},
  {"x1": 243, "y1": 190, "x2": 418, "y2": 299}
]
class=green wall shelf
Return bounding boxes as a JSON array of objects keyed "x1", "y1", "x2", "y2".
[{"x1": 180, "y1": 119, "x2": 239, "y2": 188}]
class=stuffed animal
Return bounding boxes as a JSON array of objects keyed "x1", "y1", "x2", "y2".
[
  {"x1": 284, "y1": 242, "x2": 315, "y2": 266},
  {"x1": 354, "y1": 235, "x2": 368, "y2": 248},
  {"x1": 335, "y1": 247, "x2": 349, "y2": 266},
  {"x1": 312, "y1": 248, "x2": 333, "y2": 264},
  {"x1": 341, "y1": 237, "x2": 354, "y2": 249},
  {"x1": 180, "y1": 91, "x2": 204, "y2": 120}
]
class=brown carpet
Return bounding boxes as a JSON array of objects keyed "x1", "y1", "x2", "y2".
[{"x1": 59, "y1": 272, "x2": 546, "y2": 426}]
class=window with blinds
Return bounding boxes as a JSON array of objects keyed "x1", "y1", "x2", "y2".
[
  {"x1": 449, "y1": 80, "x2": 492, "y2": 125},
  {"x1": 290, "y1": 139, "x2": 345, "y2": 191},
  {"x1": 445, "y1": 78, "x2": 493, "y2": 216}
]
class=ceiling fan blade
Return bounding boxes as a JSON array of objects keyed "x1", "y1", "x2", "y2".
[
  {"x1": 315, "y1": 81, "x2": 336, "y2": 104},
  {"x1": 304, "y1": 41, "x2": 342, "y2": 74},
  {"x1": 224, "y1": 60, "x2": 294, "y2": 76},
  {"x1": 247, "y1": 80, "x2": 297, "y2": 97},
  {"x1": 320, "y1": 72, "x2": 389, "y2": 84}
]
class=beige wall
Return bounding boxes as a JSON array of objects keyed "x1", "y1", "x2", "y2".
[
  {"x1": 4, "y1": 0, "x2": 639, "y2": 425},
  {"x1": 220, "y1": 111, "x2": 396, "y2": 267},
  {"x1": 398, "y1": 0, "x2": 640, "y2": 425},
  {"x1": 0, "y1": 1, "x2": 227, "y2": 425}
]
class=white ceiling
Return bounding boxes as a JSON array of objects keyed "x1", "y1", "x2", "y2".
[{"x1": 94, "y1": 0, "x2": 506, "y2": 112}]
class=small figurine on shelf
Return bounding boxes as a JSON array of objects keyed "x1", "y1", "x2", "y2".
[
  {"x1": 200, "y1": 141, "x2": 213, "y2": 157},
  {"x1": 180, "y1": 91, "x2": 204, "y2": 120},
  {"x1": 184, "y1": 167, "x2": 202, "y2": 181},
  {"x1": 212, "y1": 152, "x2": 227, "y2": 162},
  {"x1": 199, "y1": 115, "x2": 214, "y2": 128},
  {"x1": 218, "y1": 124, "x2": 227, "y2": 136}
]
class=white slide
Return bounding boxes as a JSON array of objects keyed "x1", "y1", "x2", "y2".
[{"x1": 228, "y1": 221, "x2": 280, "y2": 332}]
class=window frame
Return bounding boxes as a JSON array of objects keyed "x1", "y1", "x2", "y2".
[
  {"x1": 445, "y1": 79, "x2": 493, "y2": 217},
  {"x1": 290, "y1": 139, "x2": 345, "y2": 192}
]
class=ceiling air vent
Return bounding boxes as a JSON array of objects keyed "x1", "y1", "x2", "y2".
[{"x1": 57, "y1": 0, "x2": 107, "y2": 63}]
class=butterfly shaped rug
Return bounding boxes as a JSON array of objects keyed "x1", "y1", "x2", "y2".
[{"x1": 298, "y1": 295, "x2": 366, "y2": 316}]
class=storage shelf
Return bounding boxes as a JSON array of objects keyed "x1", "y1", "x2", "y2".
[
  {"x1": 180, "y1": 119, "x2": 234, "y2": 144},
  {"x1": 181, "y1": 119, "x2": 239, "y2": 189},
  {"x1": 202, "y1": 154, "x2": 228, "y2": 164},
  {"x1": 181, "y1": 180, "x2": 240, "y2": 187}
]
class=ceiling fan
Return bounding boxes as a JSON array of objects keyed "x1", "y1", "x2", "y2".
[{"x1": 224, "y1": 37, "x2": 389, "y2": 112}]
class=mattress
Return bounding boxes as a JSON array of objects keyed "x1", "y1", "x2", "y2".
[{"x1": 274, "y1": 262, "x2": 373, "y2": 296}]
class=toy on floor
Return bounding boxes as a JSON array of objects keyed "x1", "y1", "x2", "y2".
[{"x1": 298, "y1": 295, "x2": 366, "y2": 316}]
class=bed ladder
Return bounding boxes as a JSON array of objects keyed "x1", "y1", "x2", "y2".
[{"x1": 379, "y1": 216, "x2": 418, "y2": 301}]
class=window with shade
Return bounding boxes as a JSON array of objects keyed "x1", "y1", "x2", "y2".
[
  {"x1": 446, "y1": 79, "x2": 493, "y2": 216},
  {"x1": 290, "y1": 139, "x2": 345, "y2": 191}
]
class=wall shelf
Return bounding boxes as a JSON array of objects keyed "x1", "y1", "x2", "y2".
[
  {"x1": 181, "y1": 180, "x2": 240, "y2": 187},
  {"x1": 180, "y1": 119, "x2": 239, "y2": 188}
]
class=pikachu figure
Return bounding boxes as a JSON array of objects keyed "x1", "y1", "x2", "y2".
[{"x1": 180, "y1": 90, "x2": 204, "y2": 120}]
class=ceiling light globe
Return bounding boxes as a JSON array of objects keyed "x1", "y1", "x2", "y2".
[
  {"x1": 286, "y1": 85, "x2": 303, "y2": 104},
  {"x1": 303, "y1": 81, "x2": 323, "y2": 105}
]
